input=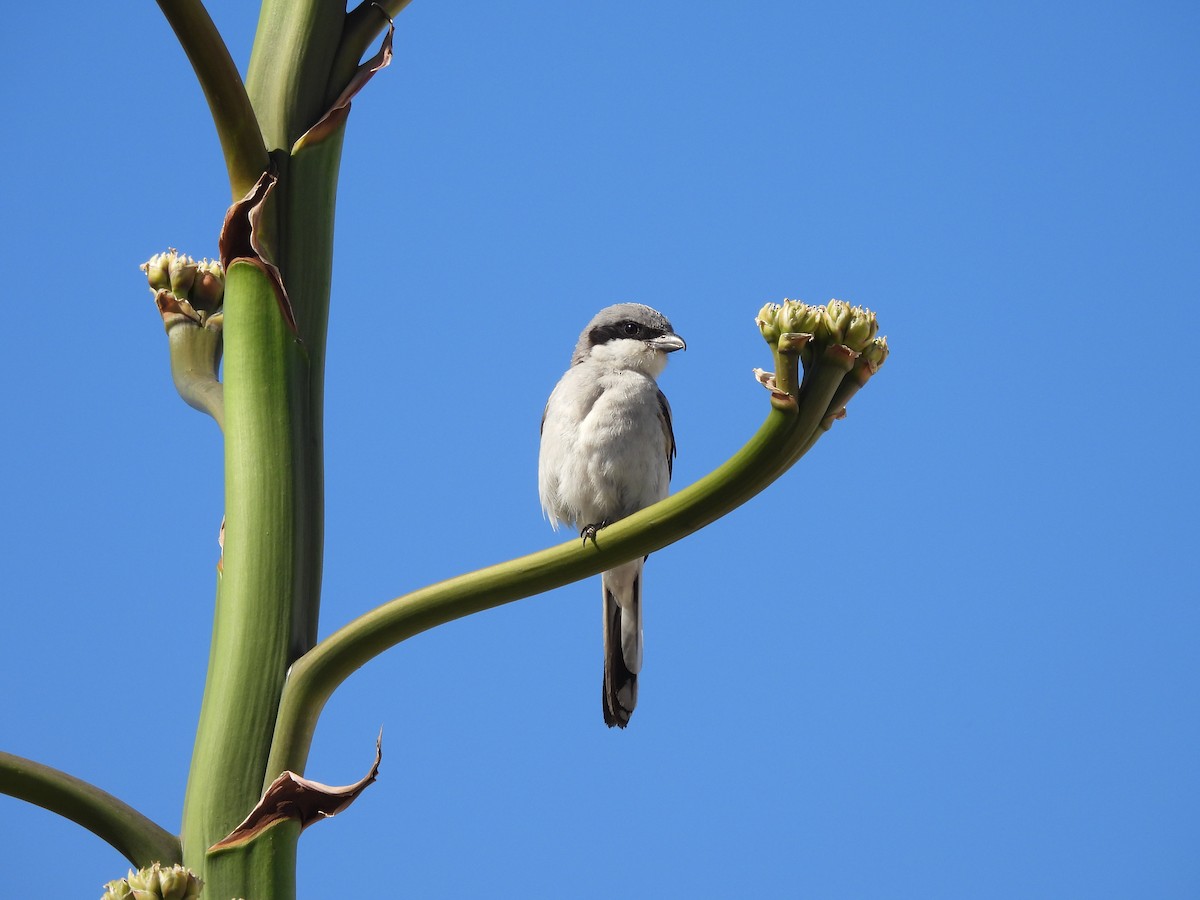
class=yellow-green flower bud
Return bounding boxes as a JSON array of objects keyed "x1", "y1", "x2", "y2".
[
  {"x1": 756, "y1": 302, "x2": 781, "y2": 345},
  {"x1": 861, "y1": 335, "x2": 889, "y2": 371},
  {"x1": 156, "y1": 865, "x2": 200, "y2": 900},
  {"x1": 127, "y1": 862, "x2": 161, "y2": 894},
  {"x1": 805, "y1": 304, "x2": 829, "y2": 334},
  {"x1": 786, "y1": 301, "x2": 826, "y2": 336},
  {"x1": 140, "y1": 252, "x2": 173, "y2": 292},
  {"x1": 843, "y1": 305, "x2": 878, "y2": 351},
  {"x1": 102, "y1": 876, "x2": 135, "y2": 900},
  {"x1": 777, "y1": 299, "x2": 808, "y2": 334},
  {"x1": 158, "y1": 869, "x2": 182, "y2": 900},
  {"x1": 813, "y1": 306, "x2": 839, "y2": 344},
  {"x1": 168, "y1": 253, "x2": 198, "y2": 301},
  {"x1": 189, "y1": 258, "x2": 225, "y2": 315},
  {"x1": 823, "y1": 299, "x2": 851, "y2": 344}
]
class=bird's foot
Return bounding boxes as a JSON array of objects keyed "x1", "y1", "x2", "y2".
[{"x1": 580, "y1": 521, "x2": 607, "y2": 547}]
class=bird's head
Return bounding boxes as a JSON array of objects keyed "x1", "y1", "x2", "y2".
[{"x1": 572, "y1": 303, "x2": 686, "y2": 376}]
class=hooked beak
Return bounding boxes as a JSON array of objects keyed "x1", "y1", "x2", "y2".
[{"x1": 648, "y1": 333, "x2": 686, "y2": 353}]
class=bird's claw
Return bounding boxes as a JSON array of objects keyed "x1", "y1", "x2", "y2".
[{"x1": 580, "y1": 522, "x2": 606, "y2": 547}]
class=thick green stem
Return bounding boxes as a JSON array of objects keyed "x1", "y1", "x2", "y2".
[
  {"x1": 244, "y1": 2, "x2": 350, "y2": 661},
  {"x1": 176, "y1": 9, "x2": 348, "y2": 895},
  {"x1": 246, "y1": 0, "x2": 346, "y2": 151},
  {"x1": 205, "y1": 820, "x2": 299, "y2": 899},
  {"x1": 0, "y1": 752, "x2": 181, "y2": 867},
  {"x1": 180, "y1": 263, "x2": 299, "y2": 881},
  {"x1": 280, "y1": 128, "x2": 346, "y2": 659},
  {"x1": 155, "y1": 0, "x2": 269, "y2": 197}
]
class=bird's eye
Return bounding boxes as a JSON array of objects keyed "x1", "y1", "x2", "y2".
[{"x1": 623, "y1": 322, "x2": 641, "y2": 336}]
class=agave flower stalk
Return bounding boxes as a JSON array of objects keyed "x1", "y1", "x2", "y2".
[{"x1": 0, "y1": 5, "x2": 891, "y2": 899}]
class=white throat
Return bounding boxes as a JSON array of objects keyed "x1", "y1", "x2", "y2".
[{"x1": 586, "y1": 338, "x2": 669, "y2": 377}]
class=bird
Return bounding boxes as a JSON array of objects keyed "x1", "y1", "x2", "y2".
[{"x1": 538, "y1": 303, "x2": 685, "y2": 727}]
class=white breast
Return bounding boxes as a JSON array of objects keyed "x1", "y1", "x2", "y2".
[{"x1": 538, "y1": 364, "x2": 671, "y2": 531}]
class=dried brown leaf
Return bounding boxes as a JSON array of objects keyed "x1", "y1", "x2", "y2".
[
  {"x1": 295, "y1": 16, "x2": 396, "y2": 150},
  {"x1": 209, "y1": 732, "x2": 383, "y2": 852},
  {"x1": 217, "y1": 170, "x2": 298, "y2": 334}
]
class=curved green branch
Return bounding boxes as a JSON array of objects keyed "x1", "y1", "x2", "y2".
[
  {"x1": 156, "y1": 0, "x2": 269, "y2": 197},
  {"x1": 166, "y1": 322, "x2": 225, "y2": 430},
  {"x1": 263, "y1": 302, "x2": 890, "y2": 783},
  {"x1": 0, "y1": 752, "x2": 181, "y2": 867},
  {"x1": 265, "y1": 362, "x2": 851, "y2": 780}
]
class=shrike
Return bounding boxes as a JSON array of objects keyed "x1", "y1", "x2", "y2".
[{"x1": 538, "y1": 304, "x2": 685, "y2": 727}]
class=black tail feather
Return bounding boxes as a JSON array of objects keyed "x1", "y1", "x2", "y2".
[{"x1": 602, "y1": 568, "x2": 640, "y2": 728}]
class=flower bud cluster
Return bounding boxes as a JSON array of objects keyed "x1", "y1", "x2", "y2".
[
  {"x1": 102, "y1": 863, "x2": 203, "y2": 900},
  {"x1": 757, "y1": 298, "x2": 881, "y2": 354},
  {"x1": 141, "y1": 249, "x2": 224, "y2": 329}
]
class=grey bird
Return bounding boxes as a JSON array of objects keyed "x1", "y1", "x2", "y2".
[{"x1": 538, "y1": 303, "x2": 685, "y2": 727}]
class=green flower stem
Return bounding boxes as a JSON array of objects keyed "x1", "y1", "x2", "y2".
[
  {"x1": 783, "y1": 344, "x2": 859, "y2": 466},
  {"x1": 180, "y1": 262, "x2": 299, "y2": 881},
  {"x1": 825, "y1": 362, "x2": 869, "y2": 418},
  {"x1": 166, "y1": 325, "x2": 224, "y2": 430},
  {"x1": 771, "y1": 333, "x2": 808, "y2": 398},
  {"x1": 0, "y1": 751, "x2": 181, "y2": 867},
  {"x1": 794, "y1": 356, "x2": 878, "y2": 459},
  {"x1": 265, "y1": 389, "x2": 821, "y2": 780},
  {"x1": 155, "y1": 0, "x2": 269, "y2": 198}
]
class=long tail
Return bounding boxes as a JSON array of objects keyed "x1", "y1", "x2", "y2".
[{"x1": 602, "y1": 559, "x2": 643, "y2": 728}]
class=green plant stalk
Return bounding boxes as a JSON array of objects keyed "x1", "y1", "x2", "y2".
[
  {"x1": 205, "y1": 819, "x2": 299, "y2": 900},
  {"x1": 180, "y1": 262, "x2": 299, "y2": 884},
  {"x1": 784, "y1": 345, "x2": 858, "y2": 462},
  {"x1": 771, "y1": 334, "x2": 808, "y2": 399},
  {"x1": 246, "y1": 0, "x2": 345, "y2": 151},
  {"x1": 0, "y1": 752, "x2": 181, "y2": 866},
  {"x1": 785, "y1": 345, "x2": 864, "y2": 464},
  {"x1": 279, "y1": 127, "x2": 346, "y2": 659},
  {"x1": 174, "y1": 9, "x2": 348, "y2": 895},
  {"x1": 166, "y1": 324, "x2": 225, "y2": 430},
  {"x1": 795, "y1": 365, "x2": 876, "y2": 459},
  {"x1": 244, "y1": 1, "x2": 350, "y2": 660},
  {"x1": 155, "y1": 0, "x2": 268, "y2": 198}
]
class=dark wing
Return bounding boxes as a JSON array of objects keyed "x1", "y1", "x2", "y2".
[{"x1": 657, "y1": 388, "x2": 676, "y2": 479}]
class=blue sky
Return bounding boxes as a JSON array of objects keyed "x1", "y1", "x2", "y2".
[{"x1": 1, "y1": 2, "x2": 1197, "y2": 897}]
